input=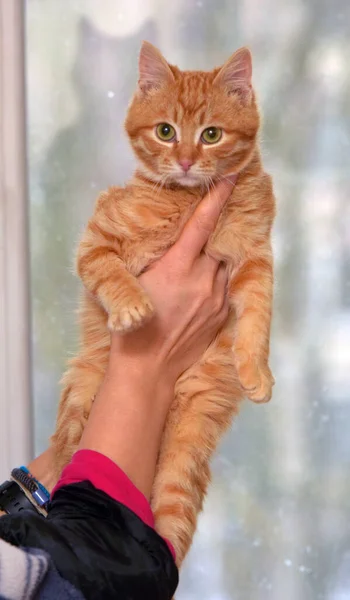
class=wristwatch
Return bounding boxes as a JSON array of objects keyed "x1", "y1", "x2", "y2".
[{"x1": 0, "y1": 479, "x2": 39, "y2": 515}]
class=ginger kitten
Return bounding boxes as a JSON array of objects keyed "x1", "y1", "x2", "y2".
[{"x1": 51, "y1": 42, "x2": 275, "y2": 564}]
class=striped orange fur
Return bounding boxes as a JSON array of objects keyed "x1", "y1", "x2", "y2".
[{"x1": 51, "y1": 42, "x2": 275, "y2": 564}]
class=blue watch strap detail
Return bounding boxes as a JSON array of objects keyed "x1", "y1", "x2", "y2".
[
  {"x1": 32, "y1": 488, "x2": 49, "y2": 506},
  {"x1": 12, "y1": 467, "x2": 50, "y2": 510},
  {"x1": 19, "y1": 465, "x2": 50, "y2": 501},
  {"x1": 37, "y1": 481, "x2": 50, "y2": 501}
]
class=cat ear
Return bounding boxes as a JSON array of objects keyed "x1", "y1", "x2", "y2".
[
  {"x1": 213, "y1": 47, "x2": 253, "y2": 103},
  {"x1": 138, "y1": 41, "x2": 174, "y2": 93}
]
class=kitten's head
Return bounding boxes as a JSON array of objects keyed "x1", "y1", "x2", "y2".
[{"x1": 125, "y1": 42, "x2": 260, "y2": 188}]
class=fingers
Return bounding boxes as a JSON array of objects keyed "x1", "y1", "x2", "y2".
[
  {"x1": 212, "y1": 263, "x2": 229, "y2": 313},
  {"x1": 198, "y1": 252, "x2": 222, "y2": 279},
  {"x1": 173, "y1": 175, "x2": 237, "y2": 263},
  {"x1": 219, "y1": 294, "x2": 230, "y2": 324}
]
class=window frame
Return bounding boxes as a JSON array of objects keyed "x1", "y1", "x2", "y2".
[{"x1": 0, "y1": 0, "x2": 32, "y2": 479}]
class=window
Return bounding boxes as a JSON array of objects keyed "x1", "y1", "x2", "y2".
[{"x1": 5, "y1": 0, "x2": 350, "y2": 597}]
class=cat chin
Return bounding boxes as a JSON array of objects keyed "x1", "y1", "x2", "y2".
[
  {"x1": 136, "y1": 164, "x2": 204, "y2": 189},
  {"x1": 173, "y1": 175, "x2": 203, "y2": 188}
]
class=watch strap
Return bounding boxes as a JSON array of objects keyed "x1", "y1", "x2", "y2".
[{"x1": 0, "y1": 480, "x2": 41, "y2": 515}]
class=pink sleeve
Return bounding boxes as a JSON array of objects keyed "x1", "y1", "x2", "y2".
[{"x1": 51, "y1": 449, "x2": 175, "y2": 561}]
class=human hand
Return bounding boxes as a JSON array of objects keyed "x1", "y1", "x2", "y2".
[{"x1": 109, "y1": 176, "x2": 236, "y2": 390}]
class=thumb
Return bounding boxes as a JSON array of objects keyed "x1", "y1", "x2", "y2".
[{"x1": 175, "y1": 175, "x2": 237, "y2": 260}]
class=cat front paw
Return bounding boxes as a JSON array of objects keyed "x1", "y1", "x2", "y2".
[
  {"x1": 108, "y1": 292, "x2": 154, "y2": 333},
  {"x1": 234, "y1": 348, "x2": 274, "y2": 403}
]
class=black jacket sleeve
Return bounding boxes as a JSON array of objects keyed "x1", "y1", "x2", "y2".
[{"x1": 0, "y1": 482, "x2": 178, "y2": 600}]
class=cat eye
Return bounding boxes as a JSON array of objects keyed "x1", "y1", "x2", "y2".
[
  {"x1": 201, "y1": 127, "x2": 222, "y2": 144},
  {"x1": 156, "y1": 123, "x2": 176, "y2": 142}
]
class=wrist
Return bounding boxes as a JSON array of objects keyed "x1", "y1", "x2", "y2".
[
  {"x1": 108, "y1": 337, "x2": 176, "y2": 402},
  {"x1": 105, "y1": 362, "x2": 174, "y2": 415},
  {"x1": 27, "y1": 448, "x2": 58, "y2": 493}
]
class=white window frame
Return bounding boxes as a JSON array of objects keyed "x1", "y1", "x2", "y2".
[{"x1": 0, "y1": 0, "x2": 32, "y2": 480}]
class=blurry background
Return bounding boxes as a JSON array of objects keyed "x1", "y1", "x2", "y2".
[{"x1": 26, "y1": 0, "x2": 350, "y2": 598}]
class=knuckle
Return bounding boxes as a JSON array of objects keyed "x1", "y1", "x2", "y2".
[
  {"x1": 202, "y1": 281, "x2": 213, "y2": 300},
  {"x1": 218, "y1": 264, "x2": 228, "y2": 281},
  {"x1": 214, "y1": 301, "x2": 223, "y2": 315},
  {"x1": 213, "y1": 294, "x2": 224, "y2": 313},
  {"x1": 197, "y1": 273, "x2": 212, "y2": 298}
]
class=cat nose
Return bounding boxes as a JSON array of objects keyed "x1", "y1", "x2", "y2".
[{"x1": 178, "y1": 159, "x2": 193, "y2": 173}]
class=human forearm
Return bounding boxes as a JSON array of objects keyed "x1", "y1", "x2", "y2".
[{"x1": 78, "y1": 353, "x2": 173, "y2": 500}]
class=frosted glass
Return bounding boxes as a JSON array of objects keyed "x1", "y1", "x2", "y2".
[{"x1": 27, "y1": 1, "x2": 350, "y2": 597}]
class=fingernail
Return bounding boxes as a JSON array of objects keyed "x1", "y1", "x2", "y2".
[{"x1": 228, "y1": 174, "x2": 238, "y2": 184}]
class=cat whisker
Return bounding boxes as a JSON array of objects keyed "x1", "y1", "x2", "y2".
[
  {"x1": 218, "y1": 174, "x2": 236, "y2": 185},
  {"x1": 207, "y1": 176, "x2": 216, "y2": 199},
  {"x1": 157, "y1": 174, "x2": 169, "y2": 196},
  {"x1": 151, "y1": 173, "x2": 168, "y2": 197}
]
